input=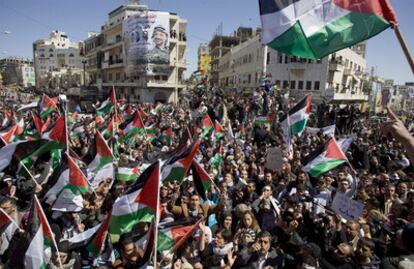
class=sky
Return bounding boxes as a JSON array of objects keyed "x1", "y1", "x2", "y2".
[{"x1": 0, "y1": 0, "x2": 413, "y2": 84}]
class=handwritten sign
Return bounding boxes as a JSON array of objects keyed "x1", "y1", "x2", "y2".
[
  {"x1": 265, "y1": 147, "x2": 283, "y2": 171},
  {"x1": 332, "y1": 192, "x2": 364, "y2": 220}
]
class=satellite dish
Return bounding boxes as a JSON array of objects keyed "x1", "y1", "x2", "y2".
[{"x1": 3, "y1": 31, "x2": 12, "y2": 35}]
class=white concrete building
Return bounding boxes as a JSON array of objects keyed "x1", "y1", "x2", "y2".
[
  {"x1": 33, "y1": 30, "x2": 85, "y2": 89},
  {"x1": 218, "y1": 33, "x2": 368, "y2": 104},
  {"x1": 0, "y1": 57, "x2": 35, "y2": 87},
  {"x1": 84, "y1": 0, "x2": 187, "y2": 103}
]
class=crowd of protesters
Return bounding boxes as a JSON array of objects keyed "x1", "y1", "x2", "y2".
[{"x1": 0, "y1": 84, "x2": 414, "y2": 269}]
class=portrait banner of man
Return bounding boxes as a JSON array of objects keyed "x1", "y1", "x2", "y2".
[{"x1": 123, "y1": 11, "x2": 170, "y2": 76}]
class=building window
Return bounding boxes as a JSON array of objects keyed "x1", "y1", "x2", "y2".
[
  {"x1": 306, "y1": 81, "x2": 312, "y2": 90},
  {"x1": 108, "y1": 73, "x2": 113, "y2": 81},
  {"x1": 69, "y1": 53, "x2": 74, "y2": 57},
  {"x1": 283, "y1": 80, "x2": 289, "y2": 89},
  {"x1": 314, "y1": 81, "x2": 320, "y2": 90},
  {"x1": 49, "y1": 54, "x2": 54, "y2": 57},
  {"x1": 278, "y1": 54, "x2": 283, "y2": 63},
  {"x1": 290, "y1": 81, "x2": 296, "y2": 89},
  {"x1": 298, "y1": 81, "x2": 304, "y2": 90},
  {"x1": 266, "y1": 52, "x2": 270, "y2": 65},
  {"x1": 116, "y1": 73, "x2": 120, "y2": 81}
]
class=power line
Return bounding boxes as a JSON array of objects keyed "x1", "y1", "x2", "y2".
[{"x1": 0, "y1": 2, "x2": 52, "y2": 32}]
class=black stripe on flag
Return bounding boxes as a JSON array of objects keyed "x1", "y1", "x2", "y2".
[
  {"x1": 279, "y1": 95, "x2": 310, "y2": 123},
  {"x1": 259, "y1": 0, "x2": 301, "y2": 15}
]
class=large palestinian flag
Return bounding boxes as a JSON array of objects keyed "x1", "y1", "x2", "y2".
[
  {"x1": 161, "y1": 139, "x2": 200, "y2": 183},
  {"x1": 109, "y1": 161, "x2": 160, "y2": 238},
  {"x1": 158, "y1": 218, "x2": 203, "y2": 252},
  {"x1": 52, "y1": 154, "x2": 89, "y2": 212},
  {"x1": 25, "y1": 196, "x2": 59, "y2": 269},
  {"x1": 39, "y1": 94, "x2": 58, "y2": 120},
  {"x1": 97, "y1": 87, "x2": 117, "y2": 116},
  {"x1": 280, "y1": 95, "x2": 311, "y2": 137},
  {"x1": 259, "y1": 0, "x2": 397, "y2": 59},
  {"x1": 0, "y1": 139, "x2": 50, "y2": 172},
  {"x1": 191, "y1": 160, "x2": 213, "y2": 201},
  {"x1": 302, "y1": 137, "x2": 347, "y2": 177},
  {"x1": 88, "y1": 131, "x2": 114, "y2": 187}
]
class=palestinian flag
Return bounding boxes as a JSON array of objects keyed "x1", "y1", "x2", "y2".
[
  {"x1": 1, "y1": 125, "x2": 18, "y2": 144},
  {"x1": 86, "y1": 210, "x2": 112, "y2": 256},
  {"x1": 0, "y1": 139, "x2": 49, "y2": 172},
  {"x1": 214, "y1": 120, "x2": 225, "y2": 141},
  {"x1": 20, "y1": 116, "x2": 67, "y2": 174},
  {"x1": 123, "y1": 105, "x2": 134, "y2": 121},
  {"x1": 32, "y1": 112, "x2": 43, "y2": 134},
  {"x1": 0, "y1": 208, "x2": 18, "y2": 234},
  {"x1": 259, "y1": 0, "x2": 397, "y2": 59},
  {"x1": 15, "y1": 117, "x2": 25, "y2": 136},
  {"x1": 39, "y1": 94, "x2": 57, "y2": 120},
  {"x1": 68, "y1": 112, "x2": 77, "y2": 126},
  {"x1": 25, "y1": 196, "x2": 59, "y2": 269},
  {"x1": 158, "y1": 218, "x2": 203, "y2": 252},
  {"x1": 42, "y1": 115, "x2": 67, "y2": 145},
  {"x1": 302, "y1": 137, "x2": 347, "y2": 177},
  {"x1": 162, "y1": 127, "x2": 173, "y2": 145},
  {"x1": 201, "y1": 114, "x2": 214, "y2": 138},
  {"x1": 161, "y1": 139, "x2": 200, "y2": 183},
  {"x1": 254, "y1": 113, "x2": 275, "y2": 126},
  {"x1": 97, "y1": 87, "x2": 117, "y2": 116},
  {"x1": 0, "y1": 208, "x2": 19, "y2": 253},
  {"x1": 52, "y1": 154, "x2": 89, "y2": 212},
  {"x1": 109, "y1": 161, "x2": 160, "y2": 238},
  {"x1": 43, "y1": 154, "x2": 69, "y2": 205},
  {"x1": 116, "y1": 165, "x2": 139, "y2": 182},
  {"x1": 191, "y1": 160, "x2": 213, "y2": 201},
  {"x1": 137, "y1": 105, "x2": 148, "y2": 118},
  {"x1": 88, "y1": 131, "x2": 114, "y2": 187},
  {"x1": 209, "y1": 145, "x2": 223, "y2": 169},
  {"x1": 280, "y1": 95, "x2": 311, "y2": 136},
  {"x1": 101, "y1": 115, "x2": 123, "y2": 138},
  {"x1": 122, "y1": 111, "x2": 146, "y2": 141},
  {"x1": 88, "y1": 131, "x2": 114, "y2": 173},
  {"x1": 1, "y1": 112, "x2": 11, "y2": 128}
]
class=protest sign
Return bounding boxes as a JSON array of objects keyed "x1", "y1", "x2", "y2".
[
  {"x1": 332, "y1": 192, "x2": 364, "y2": 220},
  {"x1": 265, "y1": 147, "x2": 283, "y2": 171}
]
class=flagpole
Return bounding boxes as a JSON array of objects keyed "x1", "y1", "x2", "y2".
[
  {"x1": 19, "y1": 160, "x2": 42, "y2": 188},
  {"x1": 34, "y1": 195, "x2": 64, "y2": 269},
  {"x1": 394, "y1": 25, "x2": 414, "y2": 74}
]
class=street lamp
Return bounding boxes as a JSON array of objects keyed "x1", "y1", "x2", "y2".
[{"x1": 82, "y1": 60, "x2": 87, "y2": 87}]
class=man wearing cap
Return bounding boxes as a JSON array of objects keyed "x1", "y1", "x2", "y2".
[{"x1": 148, "y1": 25, "x2": 169, "y2": 64}]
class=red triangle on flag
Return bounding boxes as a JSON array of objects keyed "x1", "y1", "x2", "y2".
[
  {"x1": 325, "y1": 138, "x2": 347, "y2": 160},
  {"x1": 135, "y1": 162, "x2": 160, "y2": 213}
]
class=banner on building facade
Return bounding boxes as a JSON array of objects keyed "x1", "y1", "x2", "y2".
[{"x1": 123, "y1": 11, "x2": 170, "y2": 76}]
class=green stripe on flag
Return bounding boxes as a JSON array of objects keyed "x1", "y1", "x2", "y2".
[
  {"x1": 157, "y1": 231, "x2": 175, "y2": 252},
  {"x1": 109, "y1": 207, "x2": 154, "y2": 236},
  {"x1": 290, "y1": 118, "x2": 308, "y2": 136},
  {"x1": 309, "y1": 159, "x2": 346, "y2": 177}
]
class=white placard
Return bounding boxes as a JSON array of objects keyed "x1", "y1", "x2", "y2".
[{"x1": 332, "y1": 192, "x2": 364, "y2": 220}]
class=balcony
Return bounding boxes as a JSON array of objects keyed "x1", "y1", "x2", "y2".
[
  {"x1": 102, "y1": 59, "x2": 123, "y2": 69},
  {"x1": 329, "y1": 61, "x2": 344, "y2": 71},
  {"x1": 333, "y1": 92, "x2": 368, "y2": 101},
  {"x1": 343, "y1": 68, "x2": 352, "y2": 76}
]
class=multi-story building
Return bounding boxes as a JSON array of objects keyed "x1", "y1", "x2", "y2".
[
  {"x1": 0, "y1": 57, "x2": 35, "y2": 87},
  {"x1": 198, "y1": 43, "x2": 211, "y2": 76},
  {"x1": 33, "y1": 30, "x2": 85, "y2": 89},
  {"x1": 218, "y1": 31, "x2": 368, "y2": 105},
  {"x1": 84, "y1": 0, "x2": 187, "y2": 103},
  {"x1": 209, "y1": 27, "x2": 261, "y2": 87}
]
